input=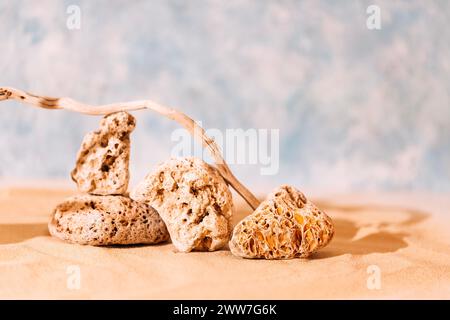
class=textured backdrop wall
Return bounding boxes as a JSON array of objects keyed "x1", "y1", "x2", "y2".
[{"x1": 0, "y1": 0, "x2": 449, "y2": 193}]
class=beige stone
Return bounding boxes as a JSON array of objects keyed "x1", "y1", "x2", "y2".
[
  {"x1": 229, "y1": 185, "x2": 334, "y2": 259},
  {"x1": 71, "y1": 112, "x2": 136, "y2": 195},
  {"x1": 131, "y1": 157, "x2": 233, "y2": 252},
  {"x1": 48, "y1": 194, "x2": 169, "y2": 246}
]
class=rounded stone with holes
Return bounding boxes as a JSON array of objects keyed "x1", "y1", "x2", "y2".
[
  {"x1": 229, "y1": 185, "x2": 334, "y2": 259},
  {"x1": 49, "y1": 194, "x2": 169, "y2": 245},
  {"x1": 131, "y1": 157, "x2": 234, "y2": 252}
]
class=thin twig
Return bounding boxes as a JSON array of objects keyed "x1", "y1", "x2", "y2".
[{"x1": 0, "y1": 86, "x2": 260, "y2": 210}]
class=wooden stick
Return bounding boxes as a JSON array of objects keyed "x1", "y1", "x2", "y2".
[{"x1": 0, "y1": 87, "x2": 260, "y2": 210}]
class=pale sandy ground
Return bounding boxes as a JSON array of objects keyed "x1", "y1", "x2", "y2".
[{"x1": 0, "y1": 182, "x2": 449, "y2": 299}]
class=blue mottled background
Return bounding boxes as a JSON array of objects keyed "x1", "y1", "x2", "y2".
[{"x1": 0, "y1": 0, "x2": 449, "y2": 193}]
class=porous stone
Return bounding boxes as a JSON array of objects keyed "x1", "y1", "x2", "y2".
[
  {"x1": 131, "y1": 157, "x2": 234, "y2": 252},
  {"x1": 48, "y1": 195, "x2": 169, "y2": 246},
  {"x1": 71, "y1": 112, "x2": 136, "y2": 195},
  {"x1": 229, "y1": 185, "x2": 334, "y2": 259}
]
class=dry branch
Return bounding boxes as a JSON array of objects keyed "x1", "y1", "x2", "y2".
[{"x1": 0, "y1": 87, "x2": 260, "y2": 210}]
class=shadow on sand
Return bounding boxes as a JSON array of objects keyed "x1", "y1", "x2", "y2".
[{"x1": 311, "y1": 202, "x2": 429, "y2": 259}]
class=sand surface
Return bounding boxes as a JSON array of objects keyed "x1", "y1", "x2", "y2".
[{"x1": 0, "y1": 184, "x2": 449, "y2": 299}]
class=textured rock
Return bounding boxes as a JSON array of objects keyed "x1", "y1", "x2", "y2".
[
  {"x1": 71, "y1": 112, "x2": 136, "y2": 195},
  {"x1": 229, "y1": 185, "x2": 334, "y2": 259},
  {"x1": 49, "y1": 195, "x2": 169, "y2": 246},
  {"x1": 131, "y1": 157, "x2": 234, "y2": 252}
]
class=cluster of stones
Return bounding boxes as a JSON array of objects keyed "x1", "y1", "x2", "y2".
[
  {"x1": 49, "y1": 112, "x2": 169, "y2": 246},
  {"x1": 49, "y1": 112, "x2": 334, "y2": 259}
]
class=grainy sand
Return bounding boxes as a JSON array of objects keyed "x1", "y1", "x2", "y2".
[{"x1": 0, "y1": 184, "x2": 449, "y2": 299}]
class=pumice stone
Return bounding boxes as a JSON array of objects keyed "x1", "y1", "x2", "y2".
[
  {"x1": 49, "y1": 194, "x2": 169, "y2": 246},
  {"x1": 71, "y1": 111, "x2": 136, "y2": 195},
  {"x1": 131, "y1": 157, "x2": 234, "y2": 252},
  {"x1": 229, "y1": 185, "x2": 334, "y2": 259}
]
